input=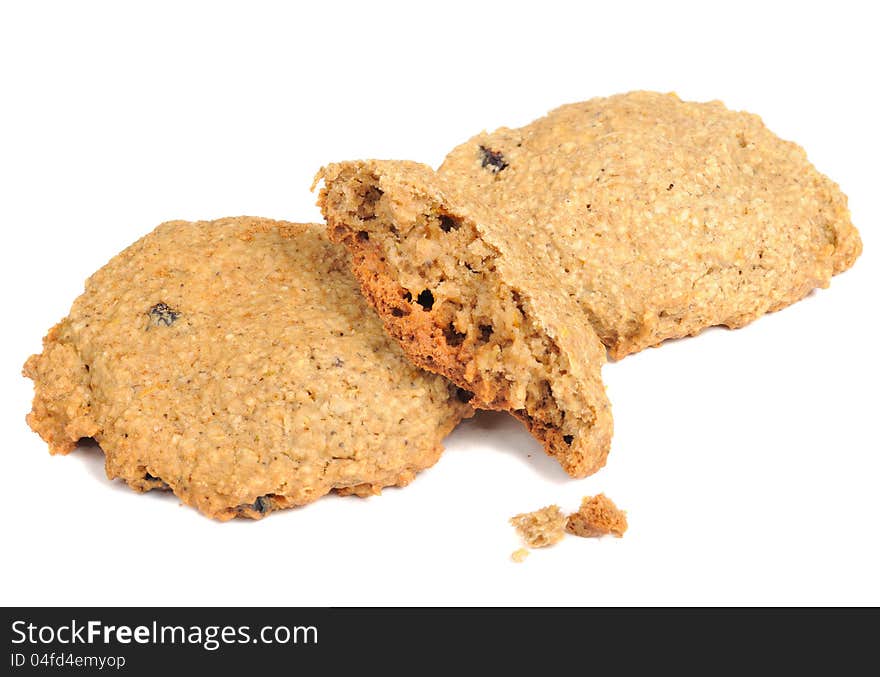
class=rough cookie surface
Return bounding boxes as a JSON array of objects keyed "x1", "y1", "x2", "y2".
[
  {"x1": 565, "y1": 494, "x2": 628, "y2": 538},
  {"x1": 317, "y1": 91, "x2": 860, "y2": 477},
  {"x1": 510, "y1": 505, "x2": 567, "y2": 547},
  {"x1": 440, "y1": 91, "x2": 862, "y2": 358},
  {"x1": 23, "y1": 218, "x2": 471, "y2": 520}
]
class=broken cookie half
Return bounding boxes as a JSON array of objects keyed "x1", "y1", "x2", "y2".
[{"x1": 317, "y1": 160, "x2": 613, "y2": 478}]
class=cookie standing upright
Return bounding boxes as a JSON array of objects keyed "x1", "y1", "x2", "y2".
[
  {"x1": 23, "y1": 218, "x2": 472, "y2": 520},
  {"x1": 317, "y1": 91, "x2": 861, "y2": 478},
  {"x1": 318, "y1": 161, "x2": 613, "y2": 478}
]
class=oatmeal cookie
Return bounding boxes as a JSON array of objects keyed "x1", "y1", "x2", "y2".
[
  {"x1": 438, "y1": 91, "x2": 861, "y2": 358},
  {"x1": 23, "y1": 218, "x2": 471, "y2": 520},
  {"x1": 317, "y1": 91, "x2": 860, "y2": 477}
]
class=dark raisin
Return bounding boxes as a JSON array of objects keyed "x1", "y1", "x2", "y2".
[
  {"x1": 456, "y1": 388, "x2": 475, "y2": 403},
  {"x1": 402, "y1": 290, "x2": 412, "y2": 302},
  {"x1": 143, "y1": 472, "x2": 169, "y2": 490},
  {"x1": 444, "y1": 325, "x2": 466, "y2": 347},
  {"x1": 391, "y1": 308, "x2": 406, "y2": 318},
  {"x1": 357, "y1": 230, "x2": 369, "y2": 242},
  {"x1": 479, "y1": 324, "x2": 493, "y2": 342},
  {"x1": 479, "y1": 145, "x2": 509, "y2": 173},
  {"x1": 416, "y1": 289, "x2": 434, "y2": 310},
  {"x1": 148, "y1": 302, "x2": 180, "y2": 327},
  {"x1": 439, "y1": 215, "x2": 460, "y2": 232},
  {"x1": 254, "y1": 496, "x2": 271, "y2": 514},
  {"x1": 563, "y1": 435, "x2": 574, "y2": 445}
]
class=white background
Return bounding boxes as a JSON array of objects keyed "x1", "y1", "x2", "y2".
[{"x1": 1, "y1": 1, "x2": 877, "y2": 606}]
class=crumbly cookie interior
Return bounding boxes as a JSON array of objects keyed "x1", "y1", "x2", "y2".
[{"x1": 322, "y1": 167, "x2": 607, "y2": 476}]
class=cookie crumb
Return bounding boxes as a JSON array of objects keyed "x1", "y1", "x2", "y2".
[
  {"x1": 511, "y1": 548, "x2": 530, "y2": 563},
  {"x1": 566, "y1": 493, "x2": 627, "y2": 538},
  {"x1": 510, "y1": 504, "x2": 566, "y2": 547}
]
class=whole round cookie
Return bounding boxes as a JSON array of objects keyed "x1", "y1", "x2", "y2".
[{"x1": 23, "y1": 218, "x2": 471, "y2": 520}]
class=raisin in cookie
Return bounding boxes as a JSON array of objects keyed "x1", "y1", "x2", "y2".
[
  {"x1": 23, "y1": 218, "x2": 472, "y2": 520},
  {"x1": 317, "y1": 91, "x2": 860, "y2": 478}
]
